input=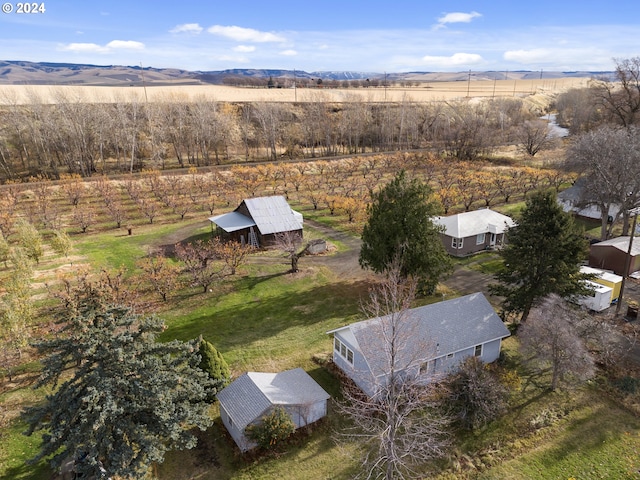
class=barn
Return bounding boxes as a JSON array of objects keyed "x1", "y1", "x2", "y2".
[
  {"x1": 209, "y1": 195, "x2": 303, "y2": 247},
  {"x1": 589, "y1": 236, "x2": 640, "y2": 276}
]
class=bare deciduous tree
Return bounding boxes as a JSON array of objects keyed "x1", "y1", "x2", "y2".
[
  {"x1": 519, "y1": 294, "x2": 595, "y2": 391},
  {"x1": 274, "y1": 231, "x2": 305, "y2": 273},
  {"x1": 336, "y1": 265, "x2": 450, "y2": 480}
]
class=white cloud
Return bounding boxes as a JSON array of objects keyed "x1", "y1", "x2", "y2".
[
  {"x1": 59, "y1": 40, "x2": 144, "y2": 54},
  {"x1": 233, "y1": 45, "x2": 255, "y2": 53},
  {"x1": 207, "y1": 25, "x2": 286, "y2": 43},
  {"x1": 280, "y1": 49, "x2": 298, "y2": 56},
  {"x1": 170, "y1": 23, "x2": 203, "y2": 35},
  {"x1": 437, "y1": 11, "x2": 482, "y2": 26},
  {"x1": 421, "y1": 52, "x2": 484, "y2": 67},
  {"x1": 106, "y1": 40, "x2": 145, "y2": 50},
  {"x1": 60, "y1": 43, "x2": 109, "y2": 53}
]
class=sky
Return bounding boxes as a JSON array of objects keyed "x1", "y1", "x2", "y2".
[{"x1": 1, "y1": 1, "x2": 639, "y2": 73}]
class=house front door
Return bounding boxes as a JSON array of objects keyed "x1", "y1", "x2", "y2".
[{"x1": 490, "y1": 233, "x2": 496, "y2": 247}]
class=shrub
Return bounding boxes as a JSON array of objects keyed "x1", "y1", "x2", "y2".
[
  {"x1": 442, "y1": 356, "x2": 510, "y2": 430},
  {"x1": 245, "y1": 406, "x2": 296, "y2": 450}
]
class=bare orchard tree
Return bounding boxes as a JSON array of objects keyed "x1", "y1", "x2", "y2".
[
  {"x1": 336, "y1": 264, "x2": 450, "y2": 480},
  {"x1": 519, "y1": 294, "x2": 595, "y2": 391},
  {"x1": 274, "y1": 231, "x2": 305, "y2": 273}
]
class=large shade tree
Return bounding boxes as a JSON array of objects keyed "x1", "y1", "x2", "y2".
[
  {"x1": 565, "y1": 124, "x2": 640, "y2": 240},
  {"x1": 359, "y1": 170, "x2": 452, "y2": 293},
  {"x1": 23, "y1": 299, "x2": 214, "y2": 479},
  {"x1": 490, "y1": 189, "x2": 590, "y2": 324}
]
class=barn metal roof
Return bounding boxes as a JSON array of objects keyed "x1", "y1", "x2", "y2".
[
  {"x1": 208, "y1": 196, "x2": 303, "y2": 235},
  {"x1": 217, "y1": 368, "x2": 330, "y2": 430},
  {"x1": 243, "y1": 196, "x2": 303, "y2": 235},
  {"x1": 208, "y1": 211, "x2": 256, "y2": 233},
  {"x1": 434, "y1": 209, "x2": 515, "y2": 238},
  {"x1": 591, "y1": 236, "x2": 640, "y2": 256},
  {"x1": 329, "y1": 293, "x2": 510, "y2": 378}
]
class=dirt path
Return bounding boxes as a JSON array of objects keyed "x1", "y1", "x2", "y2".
[{"x1": 302, "y1": 219, "x2": 372, "y2": 281}]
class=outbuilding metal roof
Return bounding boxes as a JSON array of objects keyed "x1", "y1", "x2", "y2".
[
  {"x1": 591, "y1": 236, "x2": 640, "y2": 256},
  {"x1": 208, "y1": 211, "x2": 256, "y2": 233},
  {"x1": 243, "y1": 196, "x2": 303, "y2": 235},
  {"x1": 217, "y1": 368, "x2": 330, "y2": 430},
  {"x1": 329, "y1": 292, "x2": 510, "y2": 378},
  {"x1": 209, "y1": 195, "x2": 303, "y2": 235},
  {"x1": 434, "y1": 209, "x2": 515, "y2": 239}
]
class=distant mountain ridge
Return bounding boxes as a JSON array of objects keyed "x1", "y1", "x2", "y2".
[{"x1": 0, "y1": 60, "x2": 609, "y2": 86}]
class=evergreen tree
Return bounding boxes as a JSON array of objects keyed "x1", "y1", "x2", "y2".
[
  {"x1": 490, "y1": 189, "x2": 590, "y2": 324},
  {"x1": 359, "y1": 170, "x2": 452, "y2": 293},
  {"x1": 23, "y1": 300, "x2": 214, "y2": 479},
  {"x1": 198, "y1": 337, "x2": 231, "y2": 400}
]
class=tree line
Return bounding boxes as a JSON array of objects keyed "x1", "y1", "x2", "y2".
[{"x1": 0, "y1": 89, "x2": 545, "y2": 182}]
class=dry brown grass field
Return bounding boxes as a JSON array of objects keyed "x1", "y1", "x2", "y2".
[{"x1": 0, "y1": 77, "x2": 589, "y2": 104}]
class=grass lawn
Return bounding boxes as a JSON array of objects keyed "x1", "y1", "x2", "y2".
[
  {"x1": 4, "y1": 214, "x2": 640, "y2": 480},
  {"x1": 475, "y1": 392, "x2": 640, "y2": 480}
]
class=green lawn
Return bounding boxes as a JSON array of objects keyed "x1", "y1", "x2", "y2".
[{"x1": 4, "y1": 215, "x2": 640, "y2": 480}]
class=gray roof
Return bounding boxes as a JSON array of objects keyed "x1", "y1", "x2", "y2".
[
  {"x1": 243, "y1": 196, "x2": 303, "y2": 235},
  {"x1": 591, "y1": 236, "x2": 640, "y2": 256},
  {"x1": 209, "y1": 211, "x2": 256, "y2": 233},
  {"x1": 217, "y1": 368, "x2": 330, "y2": 430},
  {"x1": 209, "y1": 196, "x2": 303, "y2": 235},
  {"x1": 434, "y1": 209, "x2": 515, "y2": 238},
  {"x1": 329, "y1": 293, "x2": 510, "y2": 378}
]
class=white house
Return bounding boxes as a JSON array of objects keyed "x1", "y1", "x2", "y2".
[
  {"x1": 217, "y1": 368, "x2": 330, "y2": 452},
  {"x1": 327, "y1": 292, "x2": 510, "y2": 398}
]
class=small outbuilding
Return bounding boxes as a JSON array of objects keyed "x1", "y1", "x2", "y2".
[
  {"x1": 209, "y1": 195, "x2": 303, "y2": 248},
  {"x1": 217, "y1": 368, "x2": 330, "y2": 452},
  {"x1": 433, "y1": 208, "x2": 516, "y2": 257},
  {"x1": 589, "y1": 237, "x2": 640, "y2": 276}
]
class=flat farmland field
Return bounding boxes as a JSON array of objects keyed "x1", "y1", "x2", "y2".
[{"x1": 0, "y1": 77, "x2": 589, "y2": 104}]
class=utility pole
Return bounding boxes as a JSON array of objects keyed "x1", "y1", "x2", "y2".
[
  {"x1": 616, "y1": 208, "x2": 640, "y2": 317},
  {"x1": 467, "y1": 69, "x2": 471, "y2": 97}
]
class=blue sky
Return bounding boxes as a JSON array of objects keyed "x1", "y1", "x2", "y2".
[{"x1": 1, "y1": 1, "x2": 639, "y2": 73}]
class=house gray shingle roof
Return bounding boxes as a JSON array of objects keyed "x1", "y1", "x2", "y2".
[
  {"x1": 434, "y1": 209, "x2": 515, "y2": 238},
  {"x1": 329, "y1": 293, "x2": 510, "y2": 378},
  {"x1": 217, "y1": 368, "x2": 330, "y2": 430}
]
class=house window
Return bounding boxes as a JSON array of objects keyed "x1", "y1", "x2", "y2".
[
  {"x1": 451, "y1": 237, "x2": 464, "y2": 249},
  {"x1": 476, "y1": 233, "x2": 486, "y2": 245},
  {"x1": 474, "y1": 344, "x2": 483, "y2": 357},
  {"x1": 420, "y1": 359, "x2": 436, "y2": 374},
  {"x1": 334, "y1": 337, "x2": 354, "y2": 365}
]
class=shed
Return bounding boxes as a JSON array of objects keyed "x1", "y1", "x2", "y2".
[
  {"x1": 328, "y1": 292, "x2": 510, "y2": 397},
  {"x1": 209, "y1": 196, "x2": 303, "y2": 248},
  {"x1": 589, "y1": 237, "x2": 640, "y2": 276},
  {"x1": 217, "y1": 368, "x2": 330, "y2": 452},
  {"x1": 434, "y1": 209, "x2": 516, "y2": 257}
]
